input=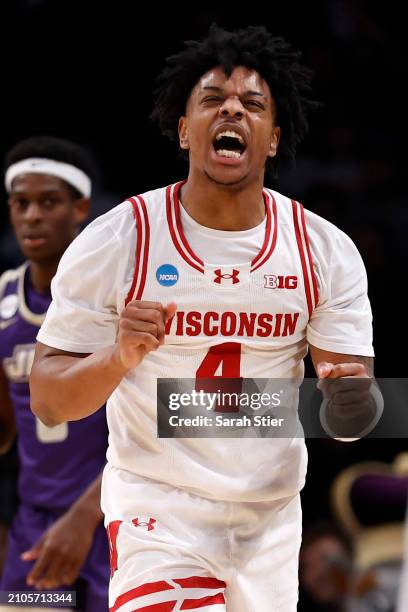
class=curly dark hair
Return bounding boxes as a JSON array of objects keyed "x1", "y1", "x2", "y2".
[
  {"x1": 5, "y1": 135, "x2": 96, "y2": 199},
  {"x1": 151, "y1": 24, "x2": 319, "y2": 177}
]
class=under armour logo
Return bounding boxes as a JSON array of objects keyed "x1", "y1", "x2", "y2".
[
  {"x1": 214, "y1": 269, "x2": 240, "y2": 284},
  {"x1": 132, "y1": 517, "x2": 156, "y2": 531}
]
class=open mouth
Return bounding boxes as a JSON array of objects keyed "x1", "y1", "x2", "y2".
[{"x1": 213, "y1": 130, "x2": 247, "y2": 160}]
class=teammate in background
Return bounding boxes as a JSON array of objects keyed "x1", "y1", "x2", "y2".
[
  {"x1": 31, "y1": 26, "x2": 374, "y2": 611},
  {"x1": 0, "y1": 137, "x2": 109, "y2": 610}
]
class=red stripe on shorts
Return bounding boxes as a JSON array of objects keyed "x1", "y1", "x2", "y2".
[
  {"x1": 135, "y1": 603, "x2": 177, "y2": 611},
  {"x1": 173, "y1": 577, "x2": 226, "y2": 590},
  {"x1": 110, "y1": 575, "x2": 226, "y2": 611},
  {"x1": 180, "y1": 592, "x2": 226, "y2": 609},
  {"x1": 109, "y1": 580, "x2": 174, "y2": 612}
]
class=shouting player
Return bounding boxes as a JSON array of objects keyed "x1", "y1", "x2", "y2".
[
  {"x1": 0, "y1": 137, "x2": 109, "y2": 611},
  {"x1": 30, "y1": 26, "x2": 374, "y2": 611}
]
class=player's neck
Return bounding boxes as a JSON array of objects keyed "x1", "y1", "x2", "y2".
[
  {"x1": 180, "y1": 173, "x2": 265, "y2": 231},
  {"x1": 28, "y1": 260, "x2": 57, "y2": 294}
]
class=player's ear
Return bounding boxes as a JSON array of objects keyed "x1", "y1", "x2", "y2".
[
  {"x1": 268, "y1": 126, "x2": 281, "y2": 158},
  {"x1": 73, "y1": 197, "x2": 91, "y2": 224},
  {"x1": 178, "y1": 117, "x2": 189, "y2": 150}
]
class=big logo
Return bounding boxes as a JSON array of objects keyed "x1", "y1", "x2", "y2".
[
  {"x1": 264, "y1": 275, "x2": 298, "y2": 289},
  {"x1": 156, "y1": 264, "x2": 179, "y2": 287}
]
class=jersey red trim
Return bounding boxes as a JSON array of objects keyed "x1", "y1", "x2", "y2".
[
  {"x1": 173, "y1": 181, "x2": 204, "y2": 269},
  {"x1": 136, "y1": 196, "x2": 150, "y2": 300},
  {"x1": 166, "y1": 182, "x2": 277, "y2": 275},
  {"x1": 125, "y1": 196, "x2": 150, "y2": 305},
  {"x1": 251, "y1": 189, "x2": 278, "y2": 272},
  {"x1": 300, "y1": 204, "x2": 319, "y2": 307},
  {"x1": 166, "y1": 183, "x2": 204, "y2": 274},
  {"x1": 292, "y1": 200, "x2": 318, "y2": 318},
  {"x1": 125, "y1": 197, "x2": 142, "y2": 306}
]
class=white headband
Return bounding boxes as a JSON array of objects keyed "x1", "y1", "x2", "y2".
[{"x1": 5, "y1": 158, "x2": 91, "y2": 198}]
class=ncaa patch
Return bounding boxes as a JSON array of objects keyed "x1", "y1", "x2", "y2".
[{"x1": 156, "y1": 264, "x2": 179, "y2": 287}]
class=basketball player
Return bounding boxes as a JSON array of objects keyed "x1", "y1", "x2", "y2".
[
  {"x1": 30, "y1": 26, "x2": 374, "y2": 611},
  {"x1": 0, "y1": 137, "x2": 109, "y2": 610}
]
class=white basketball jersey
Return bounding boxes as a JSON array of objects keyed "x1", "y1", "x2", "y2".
[
  {"x1": 106, "y1": 180, "x2": 316, "y2": 502},
  {"x1": 38, "y1": 180, "x2": 374, "y2": 502}
]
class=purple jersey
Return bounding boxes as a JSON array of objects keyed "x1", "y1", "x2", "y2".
[
  {"x1": 1, "y1": 505, "x2": 109, "y2": 609},
  {"x1": 0, "y1": 263, "x2": 108, "y2": 510}
]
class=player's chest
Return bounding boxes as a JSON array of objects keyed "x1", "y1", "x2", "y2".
[
  {"x1": 143, "y1": 224, "x2": 306, "y2": 306},
  {"x1": 141, "y1": 258, "x2": 308, "y2": 342}
]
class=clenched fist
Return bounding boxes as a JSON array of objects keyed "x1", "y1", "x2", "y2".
[
  {"x1": 316, "y1": 361, "x2": 383, "y2": 440},
  {"x1": 114, "y1": 300, "x2": 177, "y2": 370}
]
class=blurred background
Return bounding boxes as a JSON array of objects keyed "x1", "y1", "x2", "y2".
[{"x1": 0, "y1": 1, "x2": 407, "y2": 609}]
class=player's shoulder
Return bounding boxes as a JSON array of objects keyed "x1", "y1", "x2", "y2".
[
  {"x1": 86, "y1": 184, "x2": 168, "y2": 234},
  {"x1": 0, "y1": 263, "x2": 25, "y2": 297},
  {"x1": 0, "y1": 264, "x2": 25, "y2": 324},
  {"x1": 134, "y1": 184, "x2": 168, "y2": 205},
  {"x1": 270, "y1": 187, "x2": 361, "y2": 262},
  {"x1": 85, "y1": 199, "x2": 134, "y2": 233},
  {"x1": 56, "y1": 185, "x2": 170, "y2": 267},
  {"x1": 302, "y1": 206, "x2": 360, "y2": 258},
  {"x1": 302, "y1": 205, "x2": 342, "y2": 236},
  {"x1": 71, "y1": 197, "x2": 137, "y2": 249},
  {"x1": 269, "y1": 187, "x2": 340, "y2": 234},
  {"x1": 265, "y1": 188, "x2": 294, "y2": 226},
  {"x1": 268, "y1": 189, "x2": 352, "y2": 242}
]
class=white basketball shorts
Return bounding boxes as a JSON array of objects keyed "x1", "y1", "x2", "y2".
[{"x1": 101, "y1": 464, "x2": 302, "y2": 611}]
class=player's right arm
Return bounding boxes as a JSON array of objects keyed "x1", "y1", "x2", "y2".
[
  {"x1": 29, "y1": 202, "x2": 177, "y2": 425},
  {"x1": 30, "y1": 301, "x2": 176, "y2": 426},
  {"x1": 0, "y1": 363, "x2": 16, "y2": 454}
]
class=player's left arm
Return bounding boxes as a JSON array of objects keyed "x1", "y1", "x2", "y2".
[
  {"x1": 21, "y1": 473, "x2": 104, "y2": 589},
  {"x1": 309, "y1": 345, "x2": 373, "y2": 379},
  {"x1": 305, "y1": 217, "x2": 379, "y2": 438},
  {"x1": 309, "y1": 345, "x2": 382, "y2": 440}
]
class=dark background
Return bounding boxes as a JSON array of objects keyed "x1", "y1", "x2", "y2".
[
  {"x1": 1, "y1": 0, "x2": 406, "y2": 379},
  {"x1": 0, "y1": 0, "x2": 407, "y2": 604}
]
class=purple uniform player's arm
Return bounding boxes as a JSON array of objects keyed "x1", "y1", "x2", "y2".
[
  {"x1": 0, "y1": 363, "x2": 17, "y2": 454},
  {"x1": 1, "y1": 352, "x2": 105, "y2": 589},
  {"x1": 22, "y1": 472, "x2": 104, "y2": 590}
]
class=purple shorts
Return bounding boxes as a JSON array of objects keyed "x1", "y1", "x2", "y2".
[{"x1": 0, "y1": 504, "x2": 109, "y2": 611}]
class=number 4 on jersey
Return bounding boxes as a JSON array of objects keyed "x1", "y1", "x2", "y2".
[{"x1": 195, "y1": 342, "x2": 242, "y2": 412}]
